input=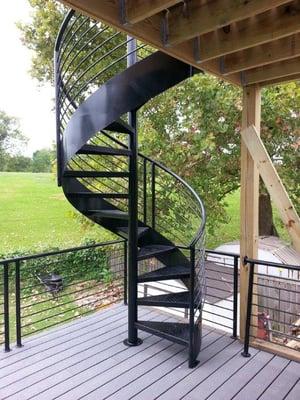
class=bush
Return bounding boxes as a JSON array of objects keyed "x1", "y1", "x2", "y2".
[{"x1": 0, "y1": 241, "x2": 114, "y2": 291}]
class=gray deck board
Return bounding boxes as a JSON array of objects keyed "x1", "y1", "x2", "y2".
[
  {"x1": 284, "y1": 379, "x2": 300, "y2": 400},
  {"x1": 0, "y1": 303, "x2": 298, "y2": 400},
  {"x1": 259, "y1": 362, "x2": 300, "y2": 400},
  {"x1": 232, "y1": 356, "x2": 290, "y2": 400}
]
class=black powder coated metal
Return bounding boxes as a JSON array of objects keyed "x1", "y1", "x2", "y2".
[{"x1": 54, "y1": 9, "x2": 207, "y2": 367}]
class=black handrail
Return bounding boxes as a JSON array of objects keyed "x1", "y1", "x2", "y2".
[{"x1": 100, "y1": 130, "x2": 206, "y2": 247}]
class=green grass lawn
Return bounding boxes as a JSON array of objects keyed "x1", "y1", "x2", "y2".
[
  {"x1": 0, "y1": 172, "x2": 106, "y2": 253},
  {"x1": 0, "y1": 172, "x2": 289, "y2": 253}
]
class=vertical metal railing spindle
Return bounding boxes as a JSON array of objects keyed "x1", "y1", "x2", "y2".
[
  {"x1": 124, "y1": 241, "x2": 128, "y2": 305},
  {"x1": 15, "y1": 260, "x2": 22, "y2": 347},
  {"x1": 151, "y1": 162, "x2": 156, "y2": 229},
  {"x1": 232, "y1": 255, "x2": 239, "y2": 339},
  {"x1": 189, "y1": 246, "x2": 196, "y2": 368},
  {"x1": 3, "y1": 262, "x2": 10, "y2": 352},
  {"x1": 242, "y1": 260, "x2": 255, "y2": 357},
  {"x1": 143, "y1": 158, "x2": 147, "y2": 225}
]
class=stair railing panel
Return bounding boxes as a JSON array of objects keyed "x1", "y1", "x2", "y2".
[{"x1": 55, "y1": 9, "x2": 207, "y2": 367}]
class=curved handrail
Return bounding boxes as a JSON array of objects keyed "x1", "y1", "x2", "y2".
[
  {"x1": 55, "y1": 9, "x2": 206, "y2": 250},
  {"x1": 99, "y1": 131, "x2": 206, "y2": 248}
]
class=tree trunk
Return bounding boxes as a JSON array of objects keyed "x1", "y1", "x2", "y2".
[{"x1": 259, "y1": 191, "x2": 278, "y2": 236}]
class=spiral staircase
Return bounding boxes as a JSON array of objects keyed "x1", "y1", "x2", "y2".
[{"x1": 55, "y1": 10, "x2": 206, "y2": 368}]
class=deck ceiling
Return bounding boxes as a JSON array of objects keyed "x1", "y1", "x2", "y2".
[{"x1": 59, "y1": 0, "x2": 300, "y2": 87}]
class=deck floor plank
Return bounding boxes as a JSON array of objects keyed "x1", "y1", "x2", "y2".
[
  {"x1": 259, "y1": 361, "x2": 300, "y2": 400},
  {"x1": 0, "y1": 303, "x2": 298, "y2": 400},
  {"x1": 232, "y1": 356, "x2": 290, "y2": 400},
  {"x1": 284, "y1": 379, "x2": 300, "y2": 400}
]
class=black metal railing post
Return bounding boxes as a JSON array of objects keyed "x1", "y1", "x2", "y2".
[
  {"x1": 241, "y1": 260, "x2": 255, "y2": 357},
  {"x1": 189, "y1": 246, "x2": 196, "y2": 368},
  {"x1": 124, "y1": 36, "x2": 142, "y2": 347},
  {"x1": 151, "y1": 162, "x2": 156, "y2": 229},
  {"x1": 15, "y1": 260, "x2": 22, "y2": 348},
  {"x1": 3, "y1": 263, "x2": 10, "y2": 352},
  {"x1": 143, "y1": 158, "x2": 147, "y2": 225},
  {"x1": 231, "y1": 255, "x2": 239, "y2": 339},
  {"x1": 124, "y1": 241, "x2": 128, "y2": 305},
  {"x1": 55, "y1": 46, "x2": 63, "y2": 187}
]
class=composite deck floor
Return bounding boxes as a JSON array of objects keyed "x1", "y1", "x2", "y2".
[{"x1": 0, "y1": 303, "x2": 299, "y2": 400}]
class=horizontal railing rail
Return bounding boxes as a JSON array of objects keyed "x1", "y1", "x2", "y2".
[{"x1": 242, "y1": 257, "x2": 300, "y2": 357}]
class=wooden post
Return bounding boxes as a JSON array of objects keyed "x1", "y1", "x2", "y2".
[{"x1": 240, "y1": 85, "x2": 261, "y2": 340}]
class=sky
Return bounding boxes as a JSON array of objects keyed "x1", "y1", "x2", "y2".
[{"x1": 0, "y1": 0, "x2": 55, "y2": 156}]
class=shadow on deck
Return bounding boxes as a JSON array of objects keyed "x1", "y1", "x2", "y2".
[{"x1": 0, "y1": 303, "x2": 299, "y2": 400}]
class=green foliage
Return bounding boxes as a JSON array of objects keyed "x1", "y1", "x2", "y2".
[
  {"x1": 0, "y1": 110, "x2": 28, "y2": 170},
  {"x1": 5, "y1": 155, "x2": 32, "y2": 172},
  {"x1": 32, "y1": 148, "x2": 55, "y2": 172},
  {"x1": 17, "y1": 0, "x2": 65, "y2": 83},
  {"x1": 139, "y1": 75, "x2": 300, "y2": 233},
  {"x1": 0, "y1": 243, "x2": 109, "y2": 286}
]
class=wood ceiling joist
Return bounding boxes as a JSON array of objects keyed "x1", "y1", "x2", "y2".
[
  {"x1": 260, "y1": 73, "x2": 300, "y2": 86},
  {"x1": 222, "y1": 34, "x2": 300, "y2": 75},
  {"x1": 58, "y1": 0, "x2": 241, "y2": 86},
  {"x1": 59, "y1": 1, "x2": 300, "y2": 87},
  {"x1": 123, "y1": 0, "x2": 182, "y2": 25},
  {"x1": 195, "y1": 2, "x2": 300, "y2": 63},
  {"x1": 242, "y1": 57, "x2": 300, "y2": 86},
  {"x1": 164, "y1": 0, "x2": 292, "y2": 47}
]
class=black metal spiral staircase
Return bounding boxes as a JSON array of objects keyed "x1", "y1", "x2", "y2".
[{"x1": 55, "y1": 10, "x2": 206, "y2": 368}]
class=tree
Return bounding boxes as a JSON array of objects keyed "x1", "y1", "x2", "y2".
[
  {"x1": 6, "y1": 155, "x2": 32, "y2": 172},
  {"x1": 32, "y1": 148, "x2": 55, "y2": 172},
  {"x1": 0, "y1": 110, "x2": 28, "y2": 171},
  {"x1": 18, "y1": 1, "x2": 300, "y2": 237},
  {"x1": 17, "y1": 0, "x2": 65, "y2": 84}
]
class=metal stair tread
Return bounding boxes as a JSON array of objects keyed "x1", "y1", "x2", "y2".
[
  {"x1": 63, "y1": 170, "x2": 129, "y2": 178},
  {"x1": 137, "y1": 245, "x2": 176, "y2": 261},
  {"x1": 66, "y1": 192, "x2": 128, "y2": 199},
  {"x1": 117, "y1": 226, "x2": 149, "y2": 237},
  {"x1": 77, "y1": 144, "x2": 131, "y2": 156},
  {"x1": 135, "y1": 320, "x2": 189, "y2": 346},
  {"x1": 138, "y1": 265, "x2": 190, "y2": 282},
  {"x1": 137, "y1": 291, "x2": 191, "y2": 308},
  {"x1": 87, "y1": 209, "x2": 129, "y2": 219},
  {"x1": 105, "y1": 119, "x2": 134, "y2": 134}
]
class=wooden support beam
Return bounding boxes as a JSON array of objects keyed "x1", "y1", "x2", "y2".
[
  {"x1": 240, "y1": 85, "x2": 261, "y2": 340},
  {"x1": 165, "y1": 0, "x2": 291, "y2": 47},
  {"x1": 196, "y1": 3, "x2": 300, "y2": 63},
  {"x1": 241, "y1": 57, "x2": 300, "y2": 85},
  {"x1": 123, "y1": 0, "x2": 182, "y2": 25},
  {"x1": 222, "y1": 34, "x2": 300, "y2": 75},
  {"x1": 241, "y1": 125, "x2": 300, "y2": 252}
]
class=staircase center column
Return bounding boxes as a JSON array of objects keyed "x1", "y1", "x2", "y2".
[{"x1": 124, "y1": 36, "x2": 142, "y2": 347}]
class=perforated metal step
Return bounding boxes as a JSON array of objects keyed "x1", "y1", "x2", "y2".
[
  {"x1": 138, "y1": 265, "x2": 190, "y2": 282},
  {"x1": 137, "y1": 291, "x2": 190, "y2": 308},
  {"x1": 135, "y1": 320, "x2": 189, "y2": 346},
  {"x1": 137, "y1": 245, "x2": 176, "y2": 261},
  {"x1": 77, "y1": 144, "x2": 131, "y2": 156}
]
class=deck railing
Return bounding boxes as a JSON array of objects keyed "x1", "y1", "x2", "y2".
[
  {"x1": 242, "y1": 257, "x2": 300, "y2": 357},
  {"x1": 0, "y1": 240, "x2": 126, "y2": 352},
  {"x1": 1, "y1": 242, "x2": 299, "y2": 358}
]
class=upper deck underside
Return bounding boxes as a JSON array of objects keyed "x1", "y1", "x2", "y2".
[{"x1": 58, "y1": 0, "x2": 300, "y2": 87}]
